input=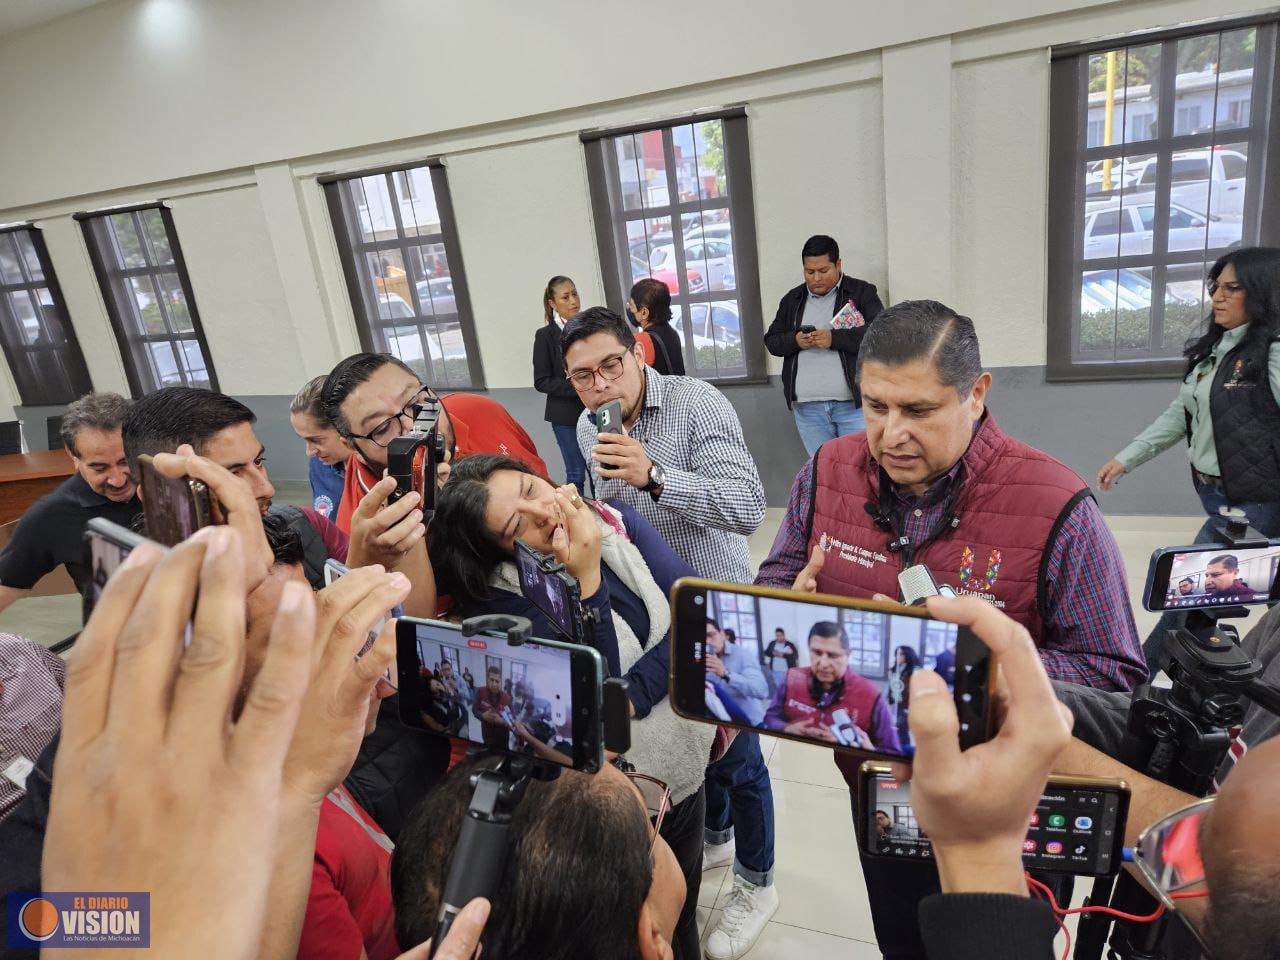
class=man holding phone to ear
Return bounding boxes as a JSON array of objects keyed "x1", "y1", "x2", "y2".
[{"x1": 563, "y1": 307, "x2": 777, "y2": 960}]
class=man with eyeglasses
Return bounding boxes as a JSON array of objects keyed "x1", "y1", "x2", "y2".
[
  {"x1": 323, "y1": 353, "x2": 548, "y2": 536},
  {"x1": 562, "y1": 307, "x2": 775, "y2": 960}
]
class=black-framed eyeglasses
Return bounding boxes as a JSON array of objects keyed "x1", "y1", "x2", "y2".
[
  {"x1": 624, "y1": 771, "x2": 671, "y2": 855},
  {"x1": 1207, "y1": 279, "x2": 1244, "y2": 297},
  {"x1": 346, "y1": 385, "x2": 433, "y2": 448},
  {"x1": 567, "y1": 353, "x2": 629, "y2": 391}
]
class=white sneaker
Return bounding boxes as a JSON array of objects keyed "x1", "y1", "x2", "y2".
[
  {"x1": 702, "y1": 837, "x2": 736, "y2": 871},
  {"x1": 704, "y1": 875, "x2": 778, "y2": 959}
]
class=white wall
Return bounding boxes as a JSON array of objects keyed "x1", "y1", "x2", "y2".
[{"x1": 0, "y1": 0, "x2": 1270, "y2": 416}]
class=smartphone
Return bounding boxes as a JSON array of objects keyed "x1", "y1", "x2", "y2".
[
  {"x1": 514, "y1": 539, "x2": 581, "y2": 641},
  {"x1": 396, "y1": 616, "x2": 605, "y2": 772},
  {"x1": 387, "y1": 403, "x2": 446, "y2": 514},
  {"x1": 84, "y1": 518, "x2": 192, "y2": 645},
  {"x1": 84, "y1": 517, "x2": 154, "y2": 615},
  {"x1": 596, "y1": 399, "x2": 624, "y2": 435},
  {"x1": 798, "y1": 325, "x2": 817, "y2": 334},
  {"x1": 324, "y1": 558, "x2": 401, "y2": 691},
  {"x1": 857, "y1": 763, "x2": 1130, "y2": 877},
  {"x1": 137, "y1": 454, "x2": 225, "y2": 546},
  {"x1": 1142, "y1": 541, "x2": 1280, "y2": 611},
  {"x1": 669, "y1": 578, "x2": 994, "y2": 762}
]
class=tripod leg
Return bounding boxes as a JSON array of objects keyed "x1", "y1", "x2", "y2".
[{"x1": 1074, "y1": 874, "x2": 1116, "y2": 960}]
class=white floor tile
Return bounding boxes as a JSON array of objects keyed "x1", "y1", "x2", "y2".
[
  {"x1": 766, "y1": 739, "x2": 849, "y2": 790},
  {"x1": 713, "y1": 777, "x2": 879, "y2": 945},
  {"x1": 699, "y1": 865, "x2": 729, "y2": 908}
]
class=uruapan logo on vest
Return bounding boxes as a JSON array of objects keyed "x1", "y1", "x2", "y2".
[{"x1": 957, "y1": 545, "x2": 1005, "y2": 608}]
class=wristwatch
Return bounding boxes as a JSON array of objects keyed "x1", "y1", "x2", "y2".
[{"x1": 643, "y1": 461, "x2": 665, "y2": 499}]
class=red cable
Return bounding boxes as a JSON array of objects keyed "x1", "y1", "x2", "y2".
[{"x1": 1023, "y1": 871, "x2": 1210, "y2": 958}]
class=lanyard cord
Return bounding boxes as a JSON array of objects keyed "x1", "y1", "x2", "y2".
[{"x1": 874, "y1": 465, "x2": 964, "y2": 567}]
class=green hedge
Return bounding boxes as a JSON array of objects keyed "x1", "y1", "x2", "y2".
[{"x1": 1080, "y1": 301, "x2": 1206, "y2": 354}]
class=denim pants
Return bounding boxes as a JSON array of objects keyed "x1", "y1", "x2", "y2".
[
  {"x1": 704, "y1": 731, "x2": 775, "y2": 886},
  {"x1": 1142, "y1": 481, "x2": 1280, "y2": 669},
  {"x1": 793, "y1": 400, "x2": 865, "y2": 457},
  {"x1": 550, "y1": 422, "x2": 586, "y2": 490}
]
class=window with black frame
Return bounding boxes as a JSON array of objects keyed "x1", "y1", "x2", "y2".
[
  {"x1": 1047, "y1": 18, "x2": 1280, "y2": 379},
  {"x1": 323, "y1": 163, "x2": 483, "y2": 390},
  {"x1": 583, "y1": 110, "x2": 766, "y2": 381},
  {"x1": 78, "y1": 205, "x2": 218, "y2": 395},
  {"x1": 0, "y1": 225, "x2": 93, "y2": 405}
]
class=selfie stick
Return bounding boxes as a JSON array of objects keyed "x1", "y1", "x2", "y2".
[{"x1": 429, "y1": 615, "x2": 560, "y2": 958}]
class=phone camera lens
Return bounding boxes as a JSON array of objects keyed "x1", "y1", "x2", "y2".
[
  {"x1": 694, "y1": 596, "x2": 705, "y2": 607},
  {"x1": 961, "y1": 692, "x2": 972, "y2": 704}
]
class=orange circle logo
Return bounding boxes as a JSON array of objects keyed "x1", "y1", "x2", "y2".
[{"x1": 19, "y1": 898, "x2": 59, "y2": 940}]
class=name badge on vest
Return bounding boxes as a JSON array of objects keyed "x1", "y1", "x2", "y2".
[
  {"x1": 1224, "y1": 358, "x2": 1255, "y2": 390},
  {"x1": 818, "y1": 531, "x2": 890, "y2": 570}
]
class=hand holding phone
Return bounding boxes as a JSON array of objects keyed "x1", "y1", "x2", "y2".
[
  {"x1": 899, "y1": 595, "x2": 1074, "y2": 893},
  {"x1": 347, "y1": 475, "x2": 428, "y2": 572},
  {"x1": 142, "y1": 446, "x2": 274, "y2": 591}
]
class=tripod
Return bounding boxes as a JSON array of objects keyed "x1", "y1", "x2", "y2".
[{"x1": 1074, "y1": 516, "x2": 1280, "y2": 959}]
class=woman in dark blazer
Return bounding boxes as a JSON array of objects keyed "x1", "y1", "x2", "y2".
[{"x1": 532, "y1": 275, "x2": 587, "y2": 488}]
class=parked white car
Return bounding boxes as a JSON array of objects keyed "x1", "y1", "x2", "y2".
[
  {"x1": 650, "y1": 239, "x2": 734, "y2": 290},
  {"x1": 1129, "y1": 148, "x2": 1247, "y2": 219},
  {"x1": 1083, "y1": 198, "x2": 1240, "y2": 259}
]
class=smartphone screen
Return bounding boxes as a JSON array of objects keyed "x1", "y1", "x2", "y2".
[
  {"x1": 395, "y1": 617, "x2": 604, "y2": 772},
  {"x1": 596, "y1": 399, "x2": 624, "y2": 435},
  {"x1": 860, "y1": 765, "x2": 1129, "y2": 877},
  {"x1": 515, "y1": 540, "x2": 577, "y2": 640},
  {"x1": 1144, "y1": 541, "x2": 1280, "y2": 610},
  {"x1": 670, "y1": 578, "x2": 993, "y2": 762},
  {"x1": 137, "y1": 455, "x2": 216, "y2": 546},
  {"x1": 84, "y1": 518, "x2": 151, "y2": 615}
]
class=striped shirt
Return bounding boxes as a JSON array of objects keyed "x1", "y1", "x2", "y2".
[
  {"x1": 577, "y1": 366, "x2": 765, "y2": 583},
  {"x1": 757, "y1": 455, "x2": 1147, "y2": 692}
]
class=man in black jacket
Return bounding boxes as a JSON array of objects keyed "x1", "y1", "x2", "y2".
[{"x1": 763, "y1": 234, "x2": 884, "y2": 456}]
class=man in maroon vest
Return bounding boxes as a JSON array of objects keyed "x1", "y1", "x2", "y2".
[
  {"x1": 756, "y1": 299, "x2": 1145, "y2": 959},
  {"x1": 763, "y1": 621, "x2": 900, "y2": 753}
]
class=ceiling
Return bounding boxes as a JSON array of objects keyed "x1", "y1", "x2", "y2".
[{"x1": 0, "y1": 0, "x2": 112, "y2": 38}]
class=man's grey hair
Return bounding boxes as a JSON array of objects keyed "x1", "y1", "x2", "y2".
[
  {"x1": 60, "y1": 393, "x2": 132, "y2": 457},
  {"x1": 855, "y1": 300, "x2": 983, "y2": 395}
]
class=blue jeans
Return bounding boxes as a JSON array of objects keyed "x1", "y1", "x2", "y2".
[
  {"x1": 1142, "y1": 481, "x2": 1280, "y2": 669},
  {"x1": 793, "y1": 400, "x2": 865, "y2": 457},
  {"x1": 551, "y1": 422, "x2": 586, "y2": 490},
  {"x1": 704, "y1": 731, "x2": 775, "y2": 886}
]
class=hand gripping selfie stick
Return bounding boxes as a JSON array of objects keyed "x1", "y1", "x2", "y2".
[
  {"x1": 428, "y1": 614, "x2": 632, "y2": 957},
  {"x1": 1074, "y1": 511, "x2": 1280, "y2": 960}
]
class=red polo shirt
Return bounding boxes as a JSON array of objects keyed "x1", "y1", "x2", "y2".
[
  {"x1": 336, "y1": 393, "x2": 550, "y2": 533},
  {"x1": 299, "y1": 785, "x2": 398, "y2": 960}
]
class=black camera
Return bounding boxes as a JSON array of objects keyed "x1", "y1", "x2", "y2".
[{"x1": 387, "y1": 400, "x2": 447, "y2": 515}]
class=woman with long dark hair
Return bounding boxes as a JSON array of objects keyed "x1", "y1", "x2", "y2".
[
  {"x1": 1097, "y1": 247, "x2": 1280, "y2": 661},
  {"x1": 429, "y1": 454, "x2": 714, "y2": 960},
  {"x1": 886, "y1": 645, "x2": 920, "y2": 749},
  {"x1": 533, "y1": 276, "x2": 587, "y2": 488}
]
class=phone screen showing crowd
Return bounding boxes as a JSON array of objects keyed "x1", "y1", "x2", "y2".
[{"x1": 396, "y1": 618, "x2": 588, "y2": 767}]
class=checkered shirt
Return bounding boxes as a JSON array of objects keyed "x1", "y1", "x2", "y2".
[
  {"x1": 577, "y1": 366, "x2": 765, "y2": 583},
  {"x1": 0, "y1": 635, "x2": 65, "y2": 820}
]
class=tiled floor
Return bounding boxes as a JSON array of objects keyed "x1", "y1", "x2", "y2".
[{"x1": 1, "y1": 500, "x2": 1254, "y2": 958}]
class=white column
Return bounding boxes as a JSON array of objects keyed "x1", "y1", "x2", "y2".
[{"x1": 881, "y1": 37, "x2": 954, "y2": 305}]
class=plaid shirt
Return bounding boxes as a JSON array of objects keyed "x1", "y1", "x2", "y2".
[
  {"x1": 757, "y1": 456, "x2": 1147, "y2": 692},
  {"x1": 0, "y1": 635, "x2": 65, "y2": 820},
  {"x1": 578, "y1": 366, "x2": 765, "y2": 583}
]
